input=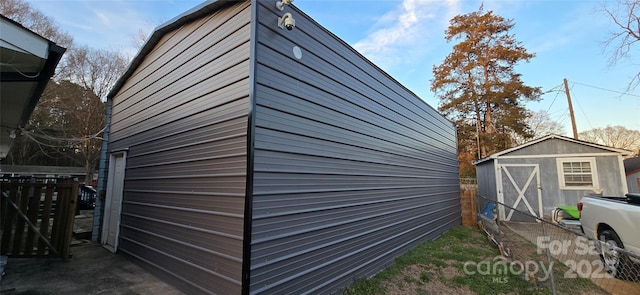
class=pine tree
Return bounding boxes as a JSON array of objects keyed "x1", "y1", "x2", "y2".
[{"x1": 431, "y1": 6, "x2": 542, "y2": 161}]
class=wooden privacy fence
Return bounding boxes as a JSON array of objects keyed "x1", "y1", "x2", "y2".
[
  {"x1": 1, "y1": 177, "x2": 79, "y2": 259},
  {"x1": 461, "y1": 189, "x2": 478, "y2": 226}
]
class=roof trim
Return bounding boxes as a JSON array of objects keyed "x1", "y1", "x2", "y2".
[
  {"x1": 473, "y1": 133, "x2": 632, "y2": 165},
  {"x1": 0, "y1": 15, "x2": 66, "y2": 125},
  {"x1": 20, "y1": 43, "x2": 65, "y2": 126},
  {"x1": 106, "y1": 0, "x2": 232, "y2": 100},
  {"x1": 0, "y1": 15, "x2": 66, "y2": 158}
]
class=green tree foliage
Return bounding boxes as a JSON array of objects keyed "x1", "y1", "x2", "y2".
[{"x1": 431, "y1": 6, "x2": 542, "y2": 164}]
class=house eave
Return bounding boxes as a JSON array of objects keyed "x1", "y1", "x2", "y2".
[{"x1": 0, "y1": 15, "x2": 66, "y2": 158}]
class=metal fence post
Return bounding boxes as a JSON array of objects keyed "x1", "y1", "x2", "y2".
[{"x1": 540, "y1": 221, "x2": 557, "y2": 295}]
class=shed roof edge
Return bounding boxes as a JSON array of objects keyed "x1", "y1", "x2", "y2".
[{"x1": 472, "y1": 133, "x2": 632, "y2": 165}]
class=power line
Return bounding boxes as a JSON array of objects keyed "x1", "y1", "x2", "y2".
[
  {"x1": 17, "y1": 126, "x2": 105, "y2": 148},
  {"x1": 572, "y1": 95, "x2": 594, "y2": 131},
  {"x1": 544, "y1": 84, "x2": 563, "y2": 114},
  {"x1": 569, "y1": 80, "x2": 640, "y2": 98},
  {"x1": 557, "y1": 109, "x2": 570, "y2": 127}
]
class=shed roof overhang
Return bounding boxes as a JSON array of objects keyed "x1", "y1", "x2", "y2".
[
  {"x1": 472, "y1": 133, "x2": 633, "y2": 166},
  {"x1": 0, "y1": 15, "x2": 66, "y2": 158}
]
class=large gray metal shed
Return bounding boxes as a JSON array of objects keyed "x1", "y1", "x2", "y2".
[
  {"x1": 96, "y1": 1, "x2": 460, "y2": 294},
  {"x1": 474, "y1": 134, "x2": 630, "y2": 221}
]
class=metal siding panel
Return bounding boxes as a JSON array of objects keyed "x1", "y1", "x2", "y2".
[
  {"x1": 111, "y1": 39, "x2": 250, "y2": 131},
  {"x1": 255, "y1": 104, "x2": 456, "y2": 170},
  {"x1": 111, "y1": 58, "x2": 251, "y2": 142},
  {"x1": 595, "y1": 156, "x2": 625, "y2": 196},
  {"x1": 249, "y1": 3, "x2": 459, "y2": 294},
  {"x1": 108, "y1": 2, "x2": 251, "y2": 294},
  {"x1": 119, "y1": 225, "x2": 242, "y2": 281},
  {"x1": 251, "y1": 186, "x2": 458, "y2": 218},
  {"x1": 126, "y1": 155, "x2": 246, "y2": 179},
  {"x1": 121, "y1": 202, "x2": 243, "y2": 241},
  {"x1": 111, "y1": 97, "x2": 248, "y2": 152},
  {"x1": 476, "y1": 162, "x2": 496, "y2": 200},
  {"x1": 255, "y1": 7, "x2": 452, "y2": 133},
  {"x1": 253, "y1": 29, "x2": 455, "y2": 151},
  {"x1": 125, "y1": 191, "x2": 245, "y2": 216},
  {"x1": 112, "y1": 2, "x2": 251, "y2": 109},
  {"x1": 110, "y1": 4, "x2": 251, "y2": 140},
  {"x1": 113, "y1": 26, "x2": 187, "y2": 102},
  {"x1": 627, "y1": 172, "x2": 640, "y2": 193},
  {"x1": 118, "y1": 237, "x2": 241, "y2": 295}
]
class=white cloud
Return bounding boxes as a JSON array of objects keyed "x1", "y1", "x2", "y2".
[
  {"x1": 353, "y1": 0, "x2": 460, "y2": 70},
  {"x1": 95, "y1": 10, "x2": 112, "y2": 27},
  {"x1": 77, "y1": 2, "x2": 154, "y2": 54}
]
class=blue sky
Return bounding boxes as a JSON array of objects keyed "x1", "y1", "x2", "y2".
[{"x1": 25, "y1": 0, "x2": 640, "y2": 133}]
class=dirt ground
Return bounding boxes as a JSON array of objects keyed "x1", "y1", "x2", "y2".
[{"x1": 503, "y1": 221, "x2": 640, "y2": 295}]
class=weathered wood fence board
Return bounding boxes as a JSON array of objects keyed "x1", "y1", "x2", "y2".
[
  {"x1": 461, "y1": 189, "x2": 478, "y2": 226},
  {"x1": 0, "y1": 178, "x2": 78, "y2": 258}
]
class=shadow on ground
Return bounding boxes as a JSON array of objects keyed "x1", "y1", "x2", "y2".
[
  {"x1": 0, "y1": 212, "x2": 184, "y2": 295},
  {"x1": 0, "y1": 242, "x2": 184, "y2": 295}
]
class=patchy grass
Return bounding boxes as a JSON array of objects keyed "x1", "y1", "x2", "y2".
[{"x1": 342, "y1": 225, "x2": 605, "y2": 295}]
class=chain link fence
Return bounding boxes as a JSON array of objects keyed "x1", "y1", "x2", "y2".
[{"x1": 476, "y1": 194, "x2": 640, "y2": 295}]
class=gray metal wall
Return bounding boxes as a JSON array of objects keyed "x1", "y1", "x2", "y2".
[
  {"x1": 504, "y1": 138, "x2": 607, "y2": 156},
  {"x1": 627, "y1": 172, "x2": 640, "y2": 193},
  {"x1": 249, "y1": 3, "x2": 460, "y2": 294},
  {"x1": 107, "y1": 2, "x2": 251, "y2": 294},
  {"x1": 475, "y1": 160, "x2": 497, "y2": 209}
]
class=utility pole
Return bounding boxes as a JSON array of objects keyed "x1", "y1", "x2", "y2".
[{"x1": 563, "y1": 78, "x2": 578, "y2": 139}]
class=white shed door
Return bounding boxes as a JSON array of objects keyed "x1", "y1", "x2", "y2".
[
  {"x1": 102, "y1": 152, "x2": 126, "y2": 252},
  {"x1": 498, "y1": 164, "x2": 542, "y2": 221}
]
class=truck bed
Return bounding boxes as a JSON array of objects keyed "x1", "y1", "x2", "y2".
[{"x1": 585, "y1": 193, "x2": 640, "y2": 206}]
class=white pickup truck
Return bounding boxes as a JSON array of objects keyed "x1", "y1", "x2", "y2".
[{"x1": 578, "y1": 193, "x2": 640, "y2": 280}]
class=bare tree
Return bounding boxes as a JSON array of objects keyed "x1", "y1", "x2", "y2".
[
  {"x1": 579, "y1": 125, "x2": 640, "y2": 156},
  {"x1": 18, "y1": 81, "x2": 105, "y2": 181},
  {"x1": 0, "y1": 0, "x2": 73, "y2": 48},
  {"x1": 2, "y1": 0, "x2": 128, "y2": 183},
  {"x1": 511, "y1": 110, "x2": 566, "y2": 145},
  {"x1": 601, "y1": 0, "x2": 640, "y2": 91},
  {"x1": 55, "y1": 47, "x2": 128, "y2": 181},
  {"x1": 131, "y1": 27, "x2": 150, "y2": 50},
  {"x1": 2, "y1": 0, "x2": 128, "y2": 101},
  {"x1": 61, "y1": 46, "x2": 129, "y2": 101},
  {"x1": 130, "y1": 20, "x2": 162, "y2": 50}
]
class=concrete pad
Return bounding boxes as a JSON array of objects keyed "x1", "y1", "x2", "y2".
[{"x1": 0, "y1": 242, "x2": 184, "y2": 295}]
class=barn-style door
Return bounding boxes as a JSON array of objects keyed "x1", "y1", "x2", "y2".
[{"x1": 497, "y1": 164, "x2": 542, "y2": 221}]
